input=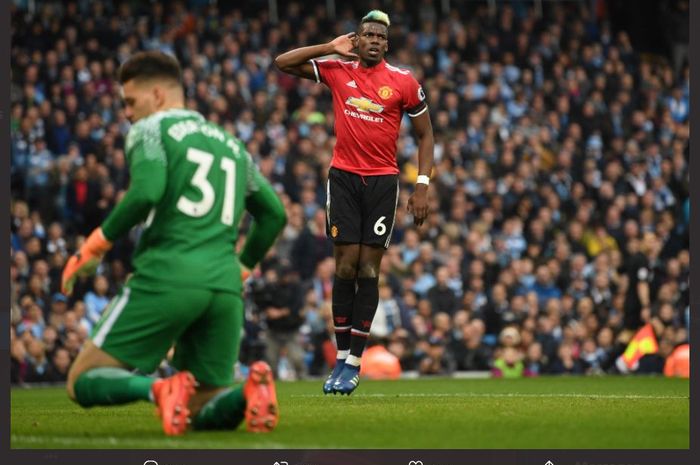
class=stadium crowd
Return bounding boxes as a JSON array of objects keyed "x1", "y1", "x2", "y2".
[{"x1": 10, "y1": 0, "x2": 689, "y2": 383}]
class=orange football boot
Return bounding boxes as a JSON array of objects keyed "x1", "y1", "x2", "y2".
[
  {"x1": 244, "y1": 361, "x2": 279, "y2": 433},
  {"x1": 152, "y1": 371, "x2": 197, "y2": 436}
]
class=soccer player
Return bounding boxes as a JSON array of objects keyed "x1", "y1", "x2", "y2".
[
  {"x1": 274, "y1": 10, "x2": 434, "y2": 395},
  {"x1": 61, "y1": 51, "x2": 287, "y2": 435}
]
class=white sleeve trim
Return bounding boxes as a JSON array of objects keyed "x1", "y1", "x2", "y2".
[
  {"x1": 408, "y1": 105, "x2": 428, "y2": 118},
  {"x1": 311, "y1": 59, "x2": 320, "y2": 83}
]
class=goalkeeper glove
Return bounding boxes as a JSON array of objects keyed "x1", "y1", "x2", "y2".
[
  {"x1": 61, "y1": 227, "x2": 113, "y2": 295},
  {"x1": 242, "y1": 261, "x2": 262, "y2": 283}
]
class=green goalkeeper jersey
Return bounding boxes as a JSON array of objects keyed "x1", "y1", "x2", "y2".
[{"x1": 101, "y1": 108, "x2": 286, "y2": 294}]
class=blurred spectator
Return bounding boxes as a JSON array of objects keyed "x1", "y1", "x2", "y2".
[
  {"x1": 523, "y1": 341, "x2": 546, "y2": 377},
  {"x1": 11, "y1": 335, "x2": 27, "y2": 385},
  {"x1": 661, "y1": 1, "x2": 689, "y2": 75},
  {"x1": 492, "y1": 346, "x2": 524, "y2": 378},
  {"x1": 387, "y1": 328, "x2": 417, "y2": 371},
  {"x1": 530, "y1": 265, "x2": 562, "y2": 308},
  {"x1": 418, "y1": 336, "x2": 456, "y2": 376},
  {"x1": 83, "y1": 275, "x2": 111, "y2": 327},
  {"x1": 23, "y1": 339, "x2": 51, "y2": 383},
  {"x1": 371, "y1": 277, "x2": 403, "y2": 338},
  {"x1": 580, "y1": 338, "x2": 606, "y2": 374},
  {"x1": 449, "y1": 319, "x2": 491, "y2": 371},
  {"x1": 427, "y1": 266, "x2": 459, "y2": 316},
  {"x1": 549, "y1": 343, "x2": 585, "y2": 375},
  {"x1": 45, "y1": 347, "x2": 72, "y2": 383}
]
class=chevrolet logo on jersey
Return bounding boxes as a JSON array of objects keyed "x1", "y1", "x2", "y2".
[{"x1": 345, "y1": 96, "x2": 385, "y2": 113}]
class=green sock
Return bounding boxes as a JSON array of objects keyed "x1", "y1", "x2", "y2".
[
  {"x1": 73, "y1": 367, "x2": 155, "y2": 407},
  {"x1": 192, "y1": 386, "x2": 246, "y2": 430}
]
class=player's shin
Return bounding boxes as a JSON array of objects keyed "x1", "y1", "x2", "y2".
[
  {"x1": 72, "y1": 367, "x2": 154, "y2": 407},
  {"x1": 332, "y1": 276, "x2": 356, "y2": 356},
  {"x1": 191, "y1": 387, "x2": 246, "y2": 430},
  {"x1": 348, "y1": 276, "x2": 380, "y2": 365}
]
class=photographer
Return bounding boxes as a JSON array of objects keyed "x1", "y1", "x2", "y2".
[{"x1": 252, "y1": 262, "x2": 306, "y2": 380}]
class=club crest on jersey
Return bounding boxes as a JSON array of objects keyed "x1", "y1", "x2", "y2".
[
  {"x1": 378, "y1": 86, "x2": 394, "y2": 100},
  {"x1": 345, "y1": 96, "x2": 384, "y2": 113}
]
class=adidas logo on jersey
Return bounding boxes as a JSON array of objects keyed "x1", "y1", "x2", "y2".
[{"x1": 346, "y1": 80, "x2": 358, "y2": 88}]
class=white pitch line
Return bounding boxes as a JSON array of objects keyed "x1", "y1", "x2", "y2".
[
  {"x1": 11, "y1": 435, "x2": 295, "y2": 449},
  {"x1": 291, "y1": 392, "x2": 688, "y2": 400}
]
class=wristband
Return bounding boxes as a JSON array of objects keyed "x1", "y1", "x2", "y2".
[{"x1": 416, "y1": 175, "x2": 430, "y2": 186}]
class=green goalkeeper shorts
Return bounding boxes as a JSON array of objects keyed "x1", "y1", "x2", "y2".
[{"x1": 91, "y1": 282, "x2": 243, "y2": 387}]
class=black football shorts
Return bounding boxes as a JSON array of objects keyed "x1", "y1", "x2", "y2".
[{"x1": 326, "y1": 167, "x2": 399, "y2": 249}]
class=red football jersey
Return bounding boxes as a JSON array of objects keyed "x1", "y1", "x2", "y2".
[{"x1": 311, "y1": 58, "x2": 427, "y2": 176}]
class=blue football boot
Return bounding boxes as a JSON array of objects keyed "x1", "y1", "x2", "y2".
[
  {"x1": 322, "y1": 361, "x2": 346, "y2": 394},
  {"x1": 332, "y1": 363, "x2": 360, "y2": 395}
]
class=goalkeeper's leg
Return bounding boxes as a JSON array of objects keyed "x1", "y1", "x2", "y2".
[
  {"x1": 176, "y1": 292, "x2": 278, "y2": 432},
  {"x1": 68, "y1": 341, "x2": 154, "y2": 405},
  {"x1": 67, "y1": 285, "x2": 210, "y2": 406},
  {"x1": 189, "y1": 385, "x2": 247, "y2": 430},
  {"x1": 68, "y1": 285, "x2": 212, "y2": 435},
  {"x1": 190, "y1": 361, "x2": 278, "y2": 433},
  {"x1": 68, "y1": 341, "x2": 197, "y2": 436}
]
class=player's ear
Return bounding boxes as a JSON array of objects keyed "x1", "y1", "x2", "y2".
[{"x1": 152, "y1": 85, "x2": 166, "y2": 109}]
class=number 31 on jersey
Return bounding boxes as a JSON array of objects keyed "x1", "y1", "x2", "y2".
[{"x1": 177, "y1": 147, "x2": 237, "y2": 226}]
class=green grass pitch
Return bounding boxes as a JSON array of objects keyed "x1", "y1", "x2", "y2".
[{"x1": 11, "y1": 376, "x2": 688, "y2": 449}]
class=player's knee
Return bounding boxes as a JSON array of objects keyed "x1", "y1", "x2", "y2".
[
  {"x1": 335, "y1": 263, "x2": 357, "y2": 280},
  {"x1": 66, "y1": 383, "x2": 75, "y2": 401},
  {"x1": 66, "y1": 372, "x2": 77, "y2": 401},
  {"x1": 189, "y1": 386, "x2": 225, "y2": 420},
  {"x1": 335, "y1": 266, "x2": 357, "y2": 279},
  {"x1": 357, "y1": 263, "x2": 379, "y2": 279},
  {"x1": 188, "y1": 403, "x2": 203, "y2": 420},
  {"x1": 66, "y1": 362, "x2": 84, "y2": 402}
]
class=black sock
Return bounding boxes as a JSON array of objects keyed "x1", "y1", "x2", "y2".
[
  {"x1": 349, "y1": 277, "x2": 379, "y2": 360},
  {"x1": 332, "y1": 276, "x2": 356, "y2": 352}
]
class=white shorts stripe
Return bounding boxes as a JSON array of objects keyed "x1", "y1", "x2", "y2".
[
  {"x1": 93, "y1": 287, "x2": 131, "y2": 348},
  {"x1": 326, "y1": 178, "x2": 331, "y2": 231},
  {"x1": 384, "y1": 179, "x2": 400, "y2": 248}
]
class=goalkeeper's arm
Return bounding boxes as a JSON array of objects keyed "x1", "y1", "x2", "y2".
[
  {"x1": 101, "y1": 158, "x2": 166, "y2": 240},
  {"x1": 62, "y1": 156, "x2": 165, "y2": 294},
  {"x1": 239, "y1": 170, "x2": 287, "y2": 270}
]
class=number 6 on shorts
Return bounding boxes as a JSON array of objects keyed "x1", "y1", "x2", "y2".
[{"x1": 373, "y1": 216, "x2": 387, "y2": 236}]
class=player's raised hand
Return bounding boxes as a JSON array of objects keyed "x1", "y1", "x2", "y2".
[
  {"x1": 329, "y1": 32, "x2": 359, "y2": 59},
  {"x1": 407, "y1": 187, "x2": 429, "y2": 227}
]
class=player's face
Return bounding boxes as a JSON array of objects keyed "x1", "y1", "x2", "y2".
[
  {"x1": 121, "y1": 80, "x2": 159, "y2": 123},
  {"x1": 357, "y1": 22, "x2": 388, "y2": 65}
]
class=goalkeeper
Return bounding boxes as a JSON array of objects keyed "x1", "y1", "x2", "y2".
[{"x1": 61, "y1": 51, "x2": 286, "y2": 435}]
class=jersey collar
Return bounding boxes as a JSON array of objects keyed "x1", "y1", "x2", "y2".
[{"x1": 354, "y1": 59, "x2": 385, "y2": 74}]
